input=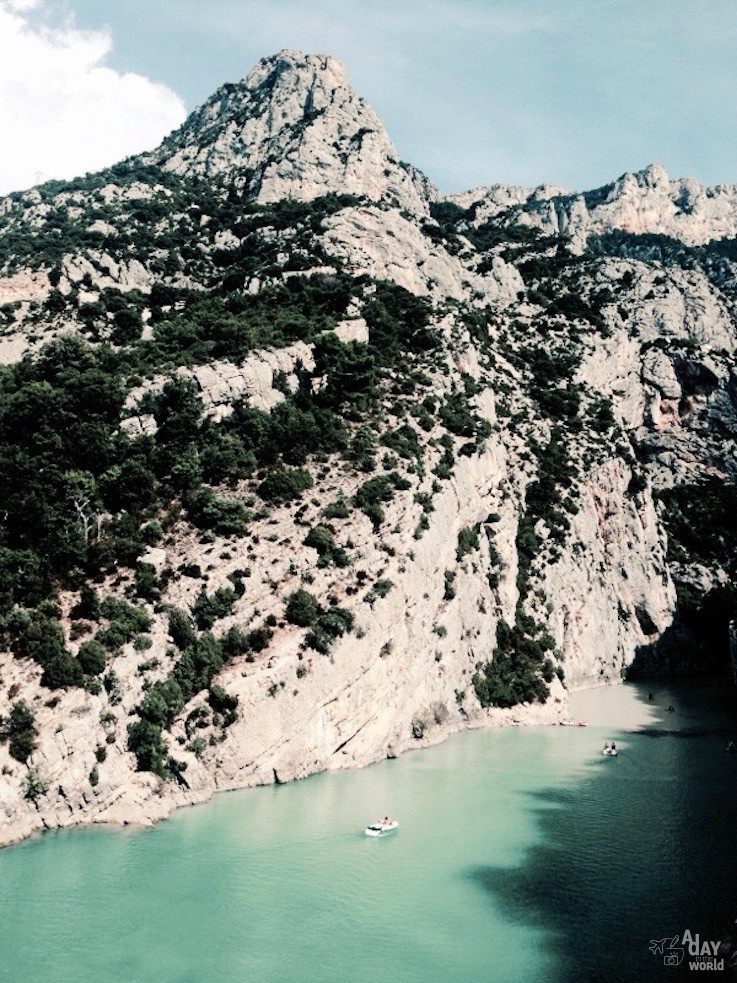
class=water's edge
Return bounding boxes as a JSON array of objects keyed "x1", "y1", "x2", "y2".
[{"x1": 1, "y1": 690, "x2": 571, "y2": 850}]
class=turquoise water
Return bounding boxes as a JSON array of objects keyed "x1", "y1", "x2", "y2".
[{"x1": 1, "y1": 680, "x2": 735, "y2": 982}]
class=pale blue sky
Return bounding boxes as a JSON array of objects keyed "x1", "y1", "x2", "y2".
[{"x1": 7, "y1": 0, "x2": 737, "y2": 194}]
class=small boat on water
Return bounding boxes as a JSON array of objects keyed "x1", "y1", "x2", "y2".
[
  {"x1": 602, "y1": 743, "x2": 618, "y2": 757},
  {"x1": 364, "y1": 819, "x2": 399, "y2": 837}
]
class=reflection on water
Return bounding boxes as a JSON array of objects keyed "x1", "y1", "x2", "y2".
[
  {"x1": 0, "y1": 679, "x2": 734, "y2": 983},
  {"x1": 472, "y1": 679, "x2": 737, "y2": 983}
]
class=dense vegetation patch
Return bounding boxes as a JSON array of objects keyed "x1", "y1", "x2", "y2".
[
  {"x1": 285, "y1": 589, "x2": 354, "y2": 653},
  {"x1": 473, "y1": 618, "x2": 556, "y2": 708},
  {"x1": 0, "y1": 701, "x2": 38, "y2": 763}
]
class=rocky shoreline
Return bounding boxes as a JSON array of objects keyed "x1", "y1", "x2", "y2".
[{"x1": 0, "y1": 695, "x2": 569, "y2": 850}]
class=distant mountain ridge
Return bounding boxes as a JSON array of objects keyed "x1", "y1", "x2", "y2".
[
  {"x1": 141, "y1": 49, "x2": 737, "y2": 248},
  {"x1": 453, "y1": 162, "x2": 737, "y2": 251},
  {"x1": 120, "y1": 49, "x2": 737, "y2": 250}
]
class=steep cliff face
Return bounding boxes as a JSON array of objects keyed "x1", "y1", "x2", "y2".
[{"x1": 0, "y1": 51, "x2": 735, "y2": 846}]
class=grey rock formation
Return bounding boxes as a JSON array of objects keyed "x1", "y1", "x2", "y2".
[
  {"x1": 150, "y1": 50, "x2": 434, "y2": 215},
  {"x1": 456, "y1": 162, "x2": 737, "y2": 252}
]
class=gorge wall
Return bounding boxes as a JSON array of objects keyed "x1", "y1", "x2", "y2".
[{"x1": 0, "y1": 51, "x2": 734, "y2": 846}]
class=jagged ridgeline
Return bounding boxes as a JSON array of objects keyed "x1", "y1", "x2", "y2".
[{"x1": 0, "y1": 50, "x2": 735, "y2": 842}]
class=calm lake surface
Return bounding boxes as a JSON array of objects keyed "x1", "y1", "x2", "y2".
[{"x1": 1, "y1": 679, "x2": 736, "y2": 982}]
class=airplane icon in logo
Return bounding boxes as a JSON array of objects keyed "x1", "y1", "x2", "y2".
[{"x1": 649, "y1": 936, "x2": 679, "y2": 956}]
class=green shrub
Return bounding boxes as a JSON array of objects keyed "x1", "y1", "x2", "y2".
[
  {"x1": 137, "y1": 657, "x2": 160, "y2": 673},
  {"x1": 472, "y1": 619, "x2": 551, "y2": 708},
  {"x1": 257, "y1": 468, "x2": 313, "y2": 503},
  {"x1": 134, "y1": 563, "x2": 160, "y2": 602},
  {"x1": 187, "y1": 736, "x2": 207, "y2": 759},
  {"x1": 169, "y1": 608, "x2": 197, "y2": 650},
  {"x1": 443, "y1": 570, "x2": 456, "y2": 600},
  {"x1": 172, "y1": 632, "x2": 224, "y2": 701},
  {"x1": 456, "y1": 525, "x2": 480, "y2": 561},
  {"x1": 362, "y1": 282, "x2": 437, "y2": 365},
  {"x1": 312, "y1": 335, "x2": 378, "y2": 415},
  {"x1": 6, "y1": 609, "x2": 67, "y2": 670},
  {"x1": 127, "y1": 719, "x2": 169, "y2": 777},
  {"x1": 354, "y1": 473, "x2": 405, "y2": 528},
  {"x1": 41, "y1": 651, "x2": 84, "y2": 689},
  {"x1": 323, "y1": 495, "x2": 350, "y2": 519},
  {"x1": 305, "y1": 607, "x2": 354, "y2": 654},
  {"x1": 219, "y1": 625, "x2": 251, "y2": 659},
  {"x1": 6, "y1": 607, "x2": 47, "y2": 650},
  {"x1": 366, "y1": 579, "x2": 395, "y2": 605},
  {"x1": 433, "y1": 434, "x2": 455, "y2": 480},
  {"x1": 100, "y1": 596, "x2": 151, "y2": 628},
  {"x1": 97, "y1": 598, "x2": 152, "y2": 650},
  {"x1": 303, "y1": 524, "x2": 347, "y2": 566},
  {"x1": 138, "y1": 679, "x2": 185, "y2": 729},
  {"x1": 207, "y1": 684, "x2": 239, "y2": 721},
  {"x1": 286, "y1": 589, "x2": 320, "y2": 627},
  {"x1": 246, "y1": 626, "x2": 273, "y2": 652},
  {"x1": 3, "y1": 701, "x2": 37, "y2": 763},
  {"x1": 348, "y1": 426, "x2": 377, "y2": 469},
  {"x1": 103, "y1": 669, "x2": 122, "y2": 704},
  {"x1": 192, "y1": 587, "x2": 237, "y2": 630},
  {"x1": 77, "y1": 639, "x2": 107, "y2": 676},
  {"x1": 187, "y1": 488, "x2": 248, "y2": 535},
  {"x1": 95, "y1": 624, "x2": 127, "y2": 652},
  {"x1": 440, "y1": 393, "x2": 484, "y2": 439},
  {"x1": 141, "y1": 520, "x2": 164, "y2": 545},
  {"x1": 382, "y1": 424, "x2": 422, "y2": 461},
  {"x1": 71, "y1": 584, "x2": 100, "y2": 621},
  {"x1": 304, "y1": 525, "x2": 334, "y2": 556},
  {"x1": 23, "y1": 768, "x2": 48, "y2": 801}
]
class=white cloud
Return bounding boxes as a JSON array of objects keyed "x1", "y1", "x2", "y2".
[
  {"x1": 4, "y1": 0, "x2": 41, "y2": 10},
  {"x1": 0, "y1": 2, "x2": 186, "y2": 195}
]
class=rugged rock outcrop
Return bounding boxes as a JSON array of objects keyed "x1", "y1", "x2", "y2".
[
  {"x1": 457, "y1": 163, "x2": 737, "y2": 252},
  {"x1": 322, "y1": 204, "x2": 524, "y2": 306},
  {"x1": 149, "y1": 50, "x2": 433, "y2": 216}
]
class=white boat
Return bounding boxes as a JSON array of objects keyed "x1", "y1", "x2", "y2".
[
  {"x1": 602, "y1": 747, "x2": 619, "y2": 757},
  {"x1": 364, "y1": 819, "x2": 399, "y2": 837}
]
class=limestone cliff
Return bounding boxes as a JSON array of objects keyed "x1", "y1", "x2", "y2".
[{"x1": 0, "y1": 51, "x2": 734, "y2": 847}]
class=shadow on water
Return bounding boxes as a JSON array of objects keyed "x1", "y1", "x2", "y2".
[{"x1": 466, "y1": 678, "x2": 737, "y2": 983}]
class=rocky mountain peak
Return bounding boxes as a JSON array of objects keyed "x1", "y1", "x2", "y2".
[
  {"x1": 627, "y1": 162, "x2": 671, "y2": 190},
  {"x1": 149, "y1": 49, "x2": 434, "y2": 214},
  {"x1": 574, "y1": 162, "x2": 737, "y2": 245}
]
